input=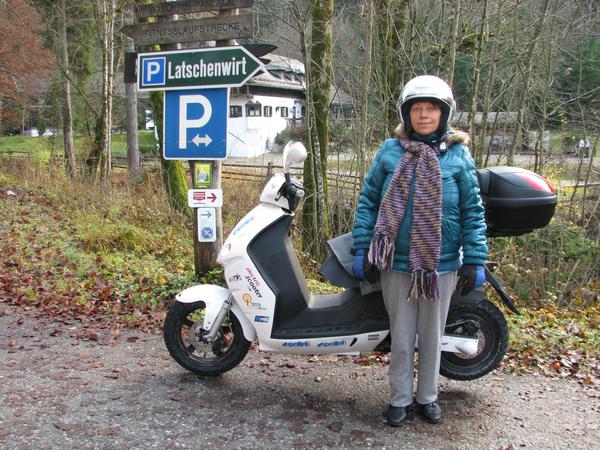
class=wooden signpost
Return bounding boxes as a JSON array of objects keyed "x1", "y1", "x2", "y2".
[
  {"x1": 136, "y1": 0, "x2": 253, "y2": 18},
  {"x1": 123, "y1": 0, "x2": 262, "y2": 276},
  {"x1": 121, "y1": 14, "x2": 254, "y2": 46}
]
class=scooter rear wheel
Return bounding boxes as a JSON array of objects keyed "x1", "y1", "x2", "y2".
[
  {"x1": 163, "y1": 301, "x2": 251, "y2": 376},
  {"x1": 440, "y1": 300, "x2": 508, "y2": 381}
]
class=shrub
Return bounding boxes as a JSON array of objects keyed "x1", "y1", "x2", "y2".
[
  {"x1": 489, "y1": 217, "x2": 600, "y2": 307},
  {"x1": 76, "y1": 217, "x2": 155, "y2": 253},
  {"x1": 274, "y1": 123, "x2": 306, "y2": 146}
]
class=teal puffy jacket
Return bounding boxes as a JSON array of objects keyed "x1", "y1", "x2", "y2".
[{"x1": 352, "y1": 131, "x2": 488, "y2": 272}]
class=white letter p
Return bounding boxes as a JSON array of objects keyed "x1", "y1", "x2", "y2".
[
  {"x1": 146, "y1": 61, "x2": 161, "y2": 83},
  {"x1": 179, "y1": 95, "x2": 212, "y2": 149}
]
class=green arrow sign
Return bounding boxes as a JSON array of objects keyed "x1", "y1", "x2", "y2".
[{"x1": 138, "y1": 46, "x2": 263, "y2": 91}]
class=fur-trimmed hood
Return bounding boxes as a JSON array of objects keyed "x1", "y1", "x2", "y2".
[{"x1": 393, "y1": 123, "x2": 471, "y2": 147}]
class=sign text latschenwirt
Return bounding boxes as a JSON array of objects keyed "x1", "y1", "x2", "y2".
[
  {"x1": 138, "y1": 46, "x2": 263, "y2": 91},
  {"x1": 136, "y1": 0, "x2": 253, "y2": 18},
  {"x1": 121, "y1": 14, "x2": 254, "y2": 46}
]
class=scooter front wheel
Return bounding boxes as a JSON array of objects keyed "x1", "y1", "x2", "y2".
[
  {"x1": 163, "y1": 301, "x2": 251, "y2": 376},
  {"x1": 440, "y1": 300, "x2": 508, "y2": 381}
]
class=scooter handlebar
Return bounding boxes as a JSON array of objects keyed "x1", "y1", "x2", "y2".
[
  {"x1": 285, "y1": 181, "x2": 304, "y2": 198},
  {"x1": 281, "y1": 181, "x2": 304, "y2": 211}
]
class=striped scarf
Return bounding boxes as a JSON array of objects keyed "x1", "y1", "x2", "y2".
[{"x1": 368, "y1": 138, "x2": 443, "y2": 300}]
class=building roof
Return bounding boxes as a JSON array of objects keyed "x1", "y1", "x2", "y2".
[
  {"x1": 245, "y1": 53, "x2": 352, "y2": 107},
  {"x1": 454, "y1": 111, "x2": 518, "y2": 127},
  {"x1": 248, "y1": 54, "x2": 305, "y2": 92}
]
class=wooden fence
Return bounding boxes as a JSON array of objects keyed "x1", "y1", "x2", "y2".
[
  {"x1": 0, "y1": 151, "x2": 364, "y2": 195},
  {"x1": 3, "y1": 151, "x2": 599, "y2": 190},
  {"x1": 110, "y1": 156, "x2": 363, "y2": 196}
]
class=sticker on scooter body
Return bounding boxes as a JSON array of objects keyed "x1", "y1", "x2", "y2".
[
  {"x1": 317, "y1": 340, "x2": 346, "y2": 347},
  {"x1": 254, "y1": 315, "x2": 269, "y2": 323}
]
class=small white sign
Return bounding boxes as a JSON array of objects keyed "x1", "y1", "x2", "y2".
[
  {"x1": 197, "y1": 208, "x2": 216, "y2": 242},
  {"x1": 188, "y1": 189, "x2": 223, "y2": 207}
]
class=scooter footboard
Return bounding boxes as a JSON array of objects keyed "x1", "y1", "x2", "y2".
[{"x1": 175, "y1": 284, "x2": 256, "y2": 341}]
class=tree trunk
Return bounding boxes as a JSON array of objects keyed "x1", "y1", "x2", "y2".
[
  {"x1": 446, "y1": 0, "x2": 461, "y2": 88},
  {"x1": 301, "y1": 0, "x2": 334, "y2": 261},
  {"x1": 375, "y1": 0, "x2": 407, "y2": 138},
  {"x1": 58, "y1": 0, "x2": 76, "y2": 178},
  {"x1": 477, "y1": 0, "x2": 503, "y2": 167},
  {"x1": 356, "y1": 0, "x2": 373, "y2": 183},
  {"x1": 124, "y1": 5, "x2": 140, "y2": 181},
  {"x1": 508, "y1": 0, "x2": 551, "y2": 165},
  {"x1": 467, "y1": 0, "x2": 489, "y2": 162},
  {"x1": 533, "y1": 7, "x2": 560, "y2": 175},
  {"x1": 150, "y1": 90, "x2": 189, "y2": 214},
  {"x1": 146, "y1": 7, "x2": 190, "y2": 217},
  {"x1": 99, "y1": 0, "x2": 116, "y2": 183},
  {"x1": 292, "y1": 3, "x2": 318, "y2": 255},
  {"x1": 310, "y1": 0, "x2": 333, "y2": 193},
  {"x1": 125, "y1": 73, "x2": 140, "y2": 179}
]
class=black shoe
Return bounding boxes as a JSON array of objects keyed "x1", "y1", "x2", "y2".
[
  {"x1": 415, "y1": 400, "x2": 442, "y2": 424},
  {"x1": 382, "y1": 404, "x2": 412, "y2": 427}
]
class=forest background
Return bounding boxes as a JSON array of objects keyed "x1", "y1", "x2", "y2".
[{"x1": 0, "y1": 0, "x2": 598, "y2": 382}]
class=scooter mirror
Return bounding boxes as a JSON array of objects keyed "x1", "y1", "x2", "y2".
[{"x1": 283, "y1": 141, "x2": 307, "y2": 173}]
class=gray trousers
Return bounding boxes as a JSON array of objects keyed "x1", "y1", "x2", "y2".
[{"x1": 381, "y1": 270, "x2": 458, "y2": 407}]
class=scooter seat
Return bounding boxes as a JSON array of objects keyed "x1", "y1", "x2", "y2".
[{"x1": 318, "y1": 232, "x2": 361, "y2": 289}]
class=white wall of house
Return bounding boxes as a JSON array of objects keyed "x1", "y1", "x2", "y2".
[{"x1": 227, "y1": 94, "x2": 302, "y2": 158}]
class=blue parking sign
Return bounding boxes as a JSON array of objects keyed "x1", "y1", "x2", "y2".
[
  {"x1": 141, "y1": 57, "x2": 166, "y2": 87},
  {"x1": 163, "y1": 88, "x2": 228, "y2": 160}
]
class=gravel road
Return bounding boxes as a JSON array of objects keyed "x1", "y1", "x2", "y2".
[{"x1": 1, "y1": 305, "x2": 598, "y2": 450}]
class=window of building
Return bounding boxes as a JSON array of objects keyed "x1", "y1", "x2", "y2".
[
  {"x1": 229, "y1": 105, "x2": 242, "y2": 118},
  {"x1": 264, "y1": 106, "x2": 272, "y2": 117},
  {"x1": 246, "y1": 101, "x2": 262, "y2": 117},
  {"x1": 280, "y1": 107, "x2": 289, "y2": 118}
]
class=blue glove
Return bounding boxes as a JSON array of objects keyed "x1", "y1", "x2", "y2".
[
  {"x1": 353, "y1": 249, "x2": 366, "y2": 280},
  {"x1": 457, "y1": 264, "x2": 485, "y2": 295},
  {"x1": 353, "y1": 249, "x2": 380, "y2": 283}
]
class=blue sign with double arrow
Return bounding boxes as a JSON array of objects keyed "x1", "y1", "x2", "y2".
[{"x1": 163, "y1": 88, "x2": 228, "y2": 160}]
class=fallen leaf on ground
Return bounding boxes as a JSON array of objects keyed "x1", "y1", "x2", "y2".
[{"x1": 327, "y1": 422, "x2": 343, "y2": 432}]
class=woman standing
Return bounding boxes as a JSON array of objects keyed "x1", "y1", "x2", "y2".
[{"x1": 352, "y1": 75, "x2": 488, "y2": 426}]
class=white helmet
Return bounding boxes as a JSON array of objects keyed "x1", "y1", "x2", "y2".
[{"x1": 397, "y1": 75, "x2": 456, "y2": 136}]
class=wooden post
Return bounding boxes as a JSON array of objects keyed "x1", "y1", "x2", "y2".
[
  {"x1": 127, "y1": 3, "x2": 256, "y2": 276},
  {"x1": 266, "y1": 161, "x2": 273, "y2": 180},
  {"x1": 125, "y1": 65, "x2": 141, "y2": 179},
  {"x1": 124, "y1": 3, "x2": 141, "y2": 181}
]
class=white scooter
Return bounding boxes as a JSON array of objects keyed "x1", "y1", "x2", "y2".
[{"x1": 163, "y1": 142, "x2": 513, "y2": 380}]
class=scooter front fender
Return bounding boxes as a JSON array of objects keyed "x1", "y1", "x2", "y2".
[{"x1": 175, "y1": 284, "x2": 257, "y2": 342}]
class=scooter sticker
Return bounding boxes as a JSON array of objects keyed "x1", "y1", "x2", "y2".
[
  {"x1": 317, "y1": 339, "x2": 347, "y2": 348},
  {"x1": 232, "y1": 214, "x2": 256, "y2": 235},
  {"x1": 242, "y1": 293, "x2": 265, "y2": 310},
  {"x1": 244, "y1": 275, "x2": 263, "y2": 298},
  {"x1": 245, "y1": 268, "x2": 261, "y2": 286},
  {"x1": 282, "y1": 341, "x2": 310, "y2": 347},
  {"x1": 254, "y1": 315, "x2": 269, "y2": 323}
]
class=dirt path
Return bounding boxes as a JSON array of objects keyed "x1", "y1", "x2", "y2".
[{"x1": 1, "y1": 305, "x2": 598, "y2": 450}]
